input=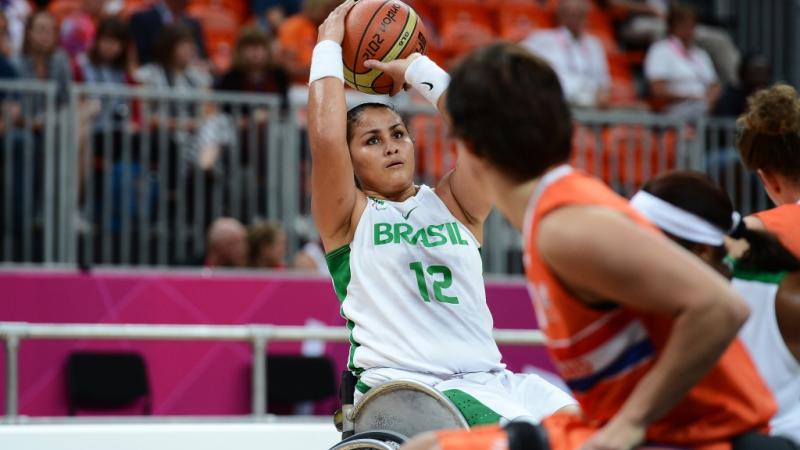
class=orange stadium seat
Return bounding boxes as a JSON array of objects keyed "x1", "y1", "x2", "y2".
[
  {"x1": 609, "y1": 76, "x2": 642, "y2": 107},
  {"x1": 189, "y1": 0, "x2": 248, "y2": 22},
  {"x1": 409, "y1": 114, "x2": 456, "y2": 182},
  {"x1": 187, "y1": 4, "x2": 240, "y2": 73},
  {"x1": 48, "y1": 0, "x2": 81, "y2": 23},
  {"x1": 574, "y1": 125, "x2": 678, "y2": 187},
  {"x1": 436, "y1": 2, "x2": 496, "y2": 57},
  {"x1": 121, "y1": 0, "x2": 154, "y2": 19},
  {"x1": 495, "y1": 3, "x2": 553, "y2": 42}
]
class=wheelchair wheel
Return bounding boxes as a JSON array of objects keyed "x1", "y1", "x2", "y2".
[{"x1": 329, "y1": 430, "x2": 407, "y2": 450}]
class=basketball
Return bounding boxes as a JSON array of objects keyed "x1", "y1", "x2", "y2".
[{"x1": 342, "y1": 0, "x2": 428, "y2": 95}]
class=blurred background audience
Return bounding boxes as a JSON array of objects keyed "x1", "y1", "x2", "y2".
[
  {"x1": 644, "y1": 3, "x2": 719, "y2": 119},
  {"x1": 17, "y1": 9, "x2": 71, "y2": 103},
  {"x1": 129, "y1": 0, "x2": 206, "y2": 65},
  {"x1": 206, "y1": 217, "x2": 247, "y2": 268},
  {"x1": 247, "y1": 220, "x2": 287, "y2": 269},
  {"x1": 523, "y1": 0, "x2": 611, "y2": 109},
  {"x1": 0, "y1": 0, "x2": 788, "y2": 268}
]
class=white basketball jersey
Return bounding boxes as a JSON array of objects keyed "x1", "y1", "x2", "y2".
[
  {"x1": 735, "y1": 277, "x2": 800, "y2": 442},
  {"x1": 326, "y1": 185, "x2": 504, "y2": 376}
]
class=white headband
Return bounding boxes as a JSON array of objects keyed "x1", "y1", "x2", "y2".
[{"x1": 630, "y1": 191, "x2": 740, "y2": 246}]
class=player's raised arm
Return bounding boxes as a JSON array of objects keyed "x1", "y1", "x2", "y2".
[
  {"x1": 308, "y1": 0, "x2": 362, "y2": 252},
  {"x1": 365, "y1": 56, "x2": 494, "y2": 239}
]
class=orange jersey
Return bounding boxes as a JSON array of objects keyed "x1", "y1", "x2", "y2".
[
  {"x1": 438, "y1": 425, "x2": 508, "y2": 450},
  {"x1": 522, "y1": 165, "x2": 775, "y2": 449},
  {"x1": 753, "y1": 203, "x2": 800, "y2": 259}
]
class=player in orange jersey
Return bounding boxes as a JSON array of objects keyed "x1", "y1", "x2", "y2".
[
  {"x1": 736, "y1": 84, "x2": 800, "y2": 259},
  {"x1": 368, "y1": 43, "x2": 786, "y2": 450}
]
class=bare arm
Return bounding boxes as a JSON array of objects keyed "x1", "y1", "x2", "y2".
[
  {"x1": 649, "y1": 80, "x2": 702, "y2": 104},
  {"x1": 538, "y1": 206, "x2": 749, "y2": 450},
  {"x1": 705, "y1": 82, "x2": 722, "y2": 109},
  {"x1": 308, "y1": 0, "x2": 364, "y2": 252}
]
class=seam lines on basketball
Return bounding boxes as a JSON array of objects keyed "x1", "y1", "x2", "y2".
[
  {"x1": 344, "y1": 7, "x2": 418, "y2": 91},
  {"x1": 348, "y1": 0, "x2": 392, "y2": 87}
]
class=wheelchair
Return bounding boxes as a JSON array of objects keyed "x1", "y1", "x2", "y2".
[{"x1": 329, "y1": 372, "x2": 469, "y2": 450}]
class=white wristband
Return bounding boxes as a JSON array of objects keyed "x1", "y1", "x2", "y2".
[
  {"x1": 309, "y1": 40, "x2": 344, "y2": 85},
  {"x1": 404, "y1": 55, "x2": 450, "y2": 108}
]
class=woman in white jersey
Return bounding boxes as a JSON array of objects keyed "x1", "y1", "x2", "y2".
[
  {"x1": 630, "y1": 170, "x2": 800, "y2": 444},
  {"x1": 307, "y1": 1, "x2": 575, "y2": 424}
]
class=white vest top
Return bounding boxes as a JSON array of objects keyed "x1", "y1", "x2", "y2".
[
  {"x1": 326, "y1": 185, "x2": 504, "y2": 376},
  {"x1": 735, "y1": 277, "x2": 800, "y2": 442}
]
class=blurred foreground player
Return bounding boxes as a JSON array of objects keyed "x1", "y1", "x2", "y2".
[
  {"x1": 393, "y1": 43, "x2": 780, "y2": 450},
  {"x1": 630, "y1": 171, "x2": 800, "y2": 445}
]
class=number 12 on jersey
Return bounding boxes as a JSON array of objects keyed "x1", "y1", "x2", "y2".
[{"x1": 409, "y1": 261, "x2": 459, "y2": 304}]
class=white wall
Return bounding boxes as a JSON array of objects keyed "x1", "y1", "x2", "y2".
[{"x1": 0, "y1": 421, "x2": 341, "y2": 450}]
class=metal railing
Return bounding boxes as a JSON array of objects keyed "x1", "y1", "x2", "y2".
[
  {"x1": 0, "y1": 322, "x2": 545, "y2": 423},
  {"x1": 0, "y1": 80, "x2": 60, "y2": 265},
  {"x1": 66, "y1": 84, "x2": 296, "y2": 267},
  {"x1": 0, "y1": 82, "x2": 767, "y2": 273}
]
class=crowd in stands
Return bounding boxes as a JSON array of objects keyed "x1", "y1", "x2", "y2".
[
  {"x1": 0, "y1": 0, "x2": 762, "y2": 116},
  {"x1": 0, "y1": 0, "x2": 770, "y2": 267},
  {"x1": 204, "y1": 216, "x2": 327, "y2": 273}
]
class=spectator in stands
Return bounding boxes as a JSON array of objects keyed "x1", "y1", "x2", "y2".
[
  {"x1": 73, "y1": 17, "x2": 137, "y2": 221},
  {"x1": 0, "y1": 12, "x2": 18, "y2": 77},
  {"x1": 644, "y1": 3, "x2": 720, "y2": 119},
  {"x1": 216, "y1": 27, "x2": 289, "y2": 109},
  {"x1": 129, "y1": 0, "x2": 207, "y2": 66},
  {"x1": 713, "y1": 53, "x2": 771, "y2": 118},
  {"x1": 15, "y1": 10, "x2": 72, "y2": 105},
  {"x1": 277, "y1": 0, "x2": 336, "y2": 83},
  {"x1": 1, "y1": 0, "x2": 30, "y2": 57},
  {"x1": 137, "y1": 23, "x2": 232, "y2": 173},
  {"x1": 247, "y1": 220, "x2": 287, "y2": 269},
  {"x1": 206, "y1": 217, "x2": 248, "y2": 268},
  {"x1": 253, "y1": 0, "x2": 301, "y2": 37},
  {"x1": 135, "y1": 24, "x2": 211, "y2": 95},
  {"x1": 608, "y1": 0, "x2": 740, "y2": 86},
  {"x1": 74, "y1": 17, "x2": 135, "y2": 132},
  {"x1": 522, "y1": 0, "x2": 610, "y2": 109},
  {"x1": 60, "y1": 0, "x2": 106, "y2": 58}
]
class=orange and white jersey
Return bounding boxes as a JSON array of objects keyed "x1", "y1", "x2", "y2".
[{"x1": 522, "y1": 165, "x2": 775, "y2": 448}]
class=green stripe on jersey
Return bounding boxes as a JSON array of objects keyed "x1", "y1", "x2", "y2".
[
  {"x1": 325, "y1": 244, "x2": 363, "y2": 375},
  {"x1": 355, "y1": 380, "x2": 371, "y2": 395},
  {"x1": 733, "y1": 268, "x2": 786, "y2": 285},
  {"x1": 442, "y1": 389, "x2": 502, "y2": 426},
  {"x1": 326, "y1": 245, "x2": 352, "y2": 303}
]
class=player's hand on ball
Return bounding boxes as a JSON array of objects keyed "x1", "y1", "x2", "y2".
[
  {"x1": 317, "y1": 0, "x2": 356, "y2": 44},
  {"x1": 579, "y1": 416, "x2": 646, "y2": 450},
  {"x1": 364, "y1": 53, "x2": 422, "y2": 96}
]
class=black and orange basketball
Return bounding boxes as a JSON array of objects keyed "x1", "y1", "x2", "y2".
[{"x1": 342, "y1": 0, "x2": 428, "y2": 95}]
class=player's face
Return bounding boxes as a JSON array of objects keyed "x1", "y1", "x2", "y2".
[{"x1": 349, "y1": 108, "x2": 416, "y2": 195}]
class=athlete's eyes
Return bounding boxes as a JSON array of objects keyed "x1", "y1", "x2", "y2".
[
  {"x1": 366, "y1": 136, "x2": 379, "y2": 145},
  {"x1": 392, "y1": 131, "x2": 405, "y2": 139}
]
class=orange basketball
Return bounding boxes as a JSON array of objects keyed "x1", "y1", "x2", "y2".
[{"x1": 342, "y1": 0, "x2": 428, "y2": 95}]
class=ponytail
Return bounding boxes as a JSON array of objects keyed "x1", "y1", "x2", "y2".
[{"x1": 735, "y1": 227, "x2": 800, "y2": 272}]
